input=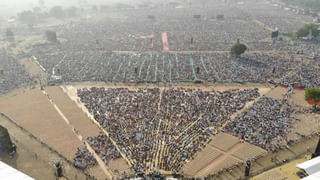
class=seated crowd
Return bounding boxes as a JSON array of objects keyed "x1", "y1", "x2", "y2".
[
  {"x1": 74, "y1": 87, "x2": 260, "y2": 173},
  {"x1": 30, "y1": 51, "x2": 309, "y2": 85},
  {"x1": 282, "y1": 66, "x2": 320, "y2": 89},
  {"x1": 74, "y1": 147, "x2": 97, "y2": 169},
  {"x1": 0, "y1": 49, "x2": 34, "y2": 95},
  {"x1": 224, "y1": 97, "x2": 296, "y2": 152}
]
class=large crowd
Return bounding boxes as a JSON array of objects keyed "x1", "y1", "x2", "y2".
[
  {"x1": 74, "y1": 147, "x2": 97, "y2": 169},
  {"x1": 282, "y1": 66, "x2": 320, "y2": 88},
  {"x1": 20, "y1": 0, "x2": 317, "y2": 89},
  {"x1": 0, "y1": 50, "x2": 34, "y2": 95},
  {"x1": 30, "y1": 51, "x2": 308, "y2": 85},
  {"x1": 74, "y1": 87, "x2": 260, "y2": 172},
  {"x1": 0, "y1": 0, "x2": 319, "y2": 177},
  {"x1": 73, "y1": 132, "x2": 121, "y2": 170},
  {"x1": 224, "y1": 97, "x2": 296, "y2": 152}
]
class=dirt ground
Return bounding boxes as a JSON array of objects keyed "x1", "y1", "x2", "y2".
[
  {"x1": 0, "y1": 87, "x2": 115, "y2": 179},
  {"x1": 109, "y1": 158, "x2": 132, "y2": 176},
  {"x1": 264, "y1": 86, "x2": 287, "y2": 99},
  {"x1": 0, "y1": 89, "x2": 82, "y2": 161},
  {"x1": 286, "y1": 89, "x2": 320, "y2": 141},
  {"x1": 251, "y1": 155, "x2": 311, "y2": 180},
  {"x1": 290, "y1": 89, "x2": 311, "y2": 107},
  {"x1": 60, "y1": 85, "x2": 133, "y2": 176},
  {"x1": 20, "y1": 57, "x2": 47, "y2": 86},
  {"x1": 182, "y1": 133, "x2": 266, "y2": 177},
  {"x1": 45, "y1": 86, "x2": 100, "y2": 138},
  {"x1": 0, "y1": 114, "x2": 89, "y2": 180}
]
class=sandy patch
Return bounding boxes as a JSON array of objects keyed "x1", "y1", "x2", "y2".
[{"x1": 0, "y1": 89, "x2": 82, "y2": 160}]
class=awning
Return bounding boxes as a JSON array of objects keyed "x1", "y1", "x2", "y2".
[
  {"x1": 0, "y1": 161, "x2": 34, "y2": 180},
  {"x1": 302, "y1": 171, "x2": 320, "y2": 180},
  {"x1": 297, "y1": 156, "x2": 320, "y2": 175}
]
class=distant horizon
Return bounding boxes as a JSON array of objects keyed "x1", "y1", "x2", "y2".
[{"x1": 0, "y1": 0, "x2": 140, "y2": 19}]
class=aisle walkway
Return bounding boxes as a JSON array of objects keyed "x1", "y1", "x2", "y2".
[
  {"x1": 41, "y1": 90, "x2": 114, "y2": 180},
  {"x1": 162, "y1": 32, "x2": 170, "y2": 52}
]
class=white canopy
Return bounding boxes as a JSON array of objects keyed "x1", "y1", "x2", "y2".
[
  {"x1": 0, "y1": 161, "x2": 34, "y2": 180},
  {"x1": 302, "y1": 171, "x2": 320, "y2": 180},
  {"x1": 297, "y1": 156, "x2": 320, "y2": 175}
]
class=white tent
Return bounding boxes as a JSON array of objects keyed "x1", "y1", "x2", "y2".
[
  {"x1": 297, "y1": 156, "x2": 320, "y2": 175},
  {"x1": 302, "y1": 171, "x2": 320, "y2": 180},
  {"x1": 0, "y1": 161, "x2": 34, "y2": 180}
]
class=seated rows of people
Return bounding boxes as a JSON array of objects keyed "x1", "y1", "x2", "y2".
[
  {"x1": 73, "y1": 147, "x2": 97, "y2": 169},
  {"x1": 0, "y1": 49, "x2": 34, "y2": 95},
  {"x1": 26, "y1": 0, "x2": 305, "y2": 63},
  {"x1": 76, "y1": 87, "x2": 260, "y2": 173},
  {"x1": 73, "y1": 133, "x2": 121, "y2": 170},
  {"x1": 282, "y1": 66, "x2": 320, "y2": 89},
  {"x1": 242, "y1": 0, "x2": 312, "y2": 33},
  {"x1": 33, "y1": 51, "x2": 306, "y2": 85},
  {"x1": 223, "y1": 97, "x2": 296, "y2": 152},
  {"x1": 87, "y1": 133, "x2": 121, "y2": 165},
  {"x1": 192, "y1": 52, "x2": 301, "y2": 83}
]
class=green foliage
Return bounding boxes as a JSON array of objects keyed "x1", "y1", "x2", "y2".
[
  {"x1": 305, "y1": 88, "x2": 320, "y2": 108},
  {"x1": 18, "y1": 11, "x2": 37, "y2": 26},
  {"x1": 231, "y1": 43, "x2": 247, "y2": 57},
  {"x1": 282, "y1": 32, "x2": 296, "y2": 39},
  {"x1": 297, "y1": 23, "x2": 320, "y2": 38}
]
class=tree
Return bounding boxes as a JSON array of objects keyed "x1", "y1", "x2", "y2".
[
  {"x1": 18, "y1": 11, "x2": 37, "y2": 26},
  {"x1": 231, "y1": 42, "x2": 247, "y2": 57},
  {"x1": 305, "y1": 88, "x2": 320, "y2": 110},
  {"x1": 49, "y1": 6, "x2": 66, "y2": 19},
  {"x1": 296, "y1": 23, "x2": 320, "y2": 38}
]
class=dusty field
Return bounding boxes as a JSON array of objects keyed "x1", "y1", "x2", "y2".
[
  {"x1": 290, "y1": 113, "x2": 320, "y2": 138},
  {"x1": 45, "y1": 86, "x2": 100, "y2": 138},
  {"x1": 182, "y1": 147, "x2": 222, "y2": 176},
  {"x1": 0, "y1": 88, "x2": 114, "y2": 180},
  {"x1": 109, "y1": 158, "x2": 132, "y2": 175},
  {"x1": 264, "y1": 86, "x2": 287, "y2": 99},
  {"x1": 252, "y1": 170, "x2": 288, "y2": 180},
  {"x1": 209, "y1": 133, "x2": 239, "y2": 151},
  {"x1": 0, "y1": 89, "x2": 83, "y2": 160},
  {"x1": 182, "y1": 133, "x2": 267, "y2": 177},
  {"x1": 286, "y1": 89, "x2": 320, "y2": 141},
  {"x1": 251, "y1": 155, "x2": 311, "y2": 180},
  {"x1": 290, "y1": 89, "x2": 311, "y2": 107},
  {"x1": 0, "y1": 115, "x2": 89, "y2": 180},
  {"x1": 20, "y1": 58, "x2": 47, "y2": 86},
  {"x1": 47, "y1": 86, "x2": 132, "y2": 178}
]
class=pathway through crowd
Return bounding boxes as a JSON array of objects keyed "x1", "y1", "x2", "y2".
[
  {"x1": 41, "y1": 90, "x2": 114, "y2": 180},
  {"x1": 162, "y1": 32, "x2": 170, "y2": 52}
]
